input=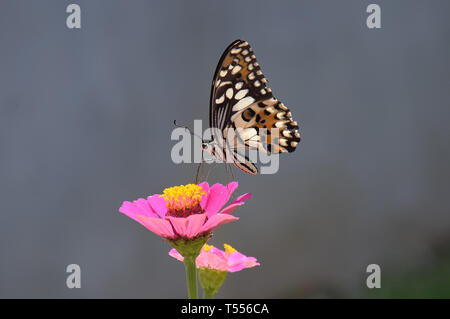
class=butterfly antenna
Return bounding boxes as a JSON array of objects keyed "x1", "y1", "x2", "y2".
[
  {"x1": 173, "y1": 120, "x2": 192, "y2": 134},
  {"x1": 173, "y1": 120, "x2": 203, "y2": 142}
]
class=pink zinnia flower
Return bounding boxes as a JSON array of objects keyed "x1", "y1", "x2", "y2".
[
  {"x1": 169, "y1": 243, "x2": 260, "y2": 272},
  {"x1": 119, "y1": 182, "x2": 251, "y2": 240}
]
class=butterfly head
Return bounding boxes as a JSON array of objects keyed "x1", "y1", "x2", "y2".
[
  {"x1": 201, "y1": 140, "x2": 214, "y2": 154},
  {"x1": 202, "y1": 139, "x2": 223, "y2": 161}
]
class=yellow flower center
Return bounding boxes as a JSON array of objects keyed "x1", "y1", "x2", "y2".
[
  {"x1": 224, "y1": 244, "x2": 237, "y2": 255},
  {"x1": 161, "y1": 184, "x2": 206, "y2": 217},
  {"x1": 203, "y1": 244, "x2": 213, "y2": 252}
]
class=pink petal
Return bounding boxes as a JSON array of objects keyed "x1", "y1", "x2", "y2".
[
  {"x1": 228, "y1": 252, "x2": 260, "y2": 272},
  {"x1": 233, "y1": 193, "x2": 252, "y2": 203},
  {"x1": 210, "y1": 246, "x2": 226, "y2": 258},
  {"x1": 147, "y1": 194, "x2": 167, "y2": 218},
  {"x1": 119, "y1": 199, "x2": 158, "y2": 226},
  {"x1": 194, "y1": 252, "x2": 209, "y2": 269},
  {"x1": 168, "y1": 243, "x2": 260, "y2": 273},
  {"x1": 204, "y1": 183, "x2": 235, "y2": 217},
  {"x1": 219, "y1": 193, "x2": 252, "y2": 215},
  {"x1": 226, "y1": 181, "x2": 239, "y2": 194},
  {"x1": 168, "y1": 248, "x2": 184, "y2": 262},
  {"x1": 134, "y1": 198, "x2": 158, "y2": 217},
  {"x1": 198, "y1": 182, "x2": 210, "y2": 210},
  {"x1": 200, "y1": 214, "x2": 239, "y2": 234},
  {"x1": 166, "y1": 213, "x2": 207, "y2": 239},
  {"x1": 135, "y1": 215, "x2": 175, "y2": 239},
  {"x1": 131, "y1": 198, "x2": 159, "y2": 218},
  {"x1": 218, "y1": 203, "x2": 243, "y2": 215},
  {"x1": 198, "y1": 181, "x2": 210, "y2": 193},
  {"x1": 197, "y1": 250, "x2": 228, "y2": 271},
  {"x1": 227, "y1": 252, "x2": 248, "y2": 264}
]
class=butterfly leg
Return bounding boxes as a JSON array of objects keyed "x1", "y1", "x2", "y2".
[
  {"x1": 205, "y1": 162, "x2": 216, "y2": 182},
  {"x1": 195, "y1": 146, "x2": 214, "y2": 183},
  {"x1": 194, "y1": 162, "x2": 203, "y2": 184},
  {"x1": 224, "y1": 163, "x2": 230, "y2": 186},
  {"x1": 230, "y1": 162, "x2": 236, "y2": 181}
]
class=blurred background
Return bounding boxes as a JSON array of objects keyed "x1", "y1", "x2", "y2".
[{"x1": 1, "y1": 0, "x2": 449, "y2": 298}]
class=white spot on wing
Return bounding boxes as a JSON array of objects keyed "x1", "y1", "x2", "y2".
[
  {"x1": 215, "y1": 95, "x2": 225, "y2": 104},
  {"x1": 279, "y1": 139, "x2": 288, "y2": 147},
  {"x1": 240, "y1": 128, "x2": 257, "y2": 140},
  {"x1": 276, "y1": 112, "x2": 286, "y2": 120},
  {"x1": 231, "y1": 65, "x2": 242, "y2": 75},
  {"x1": 247, "y1": 140, "x2": 261, "y2": 148},
  {"x1": 275, "y1": 120, "x2": 288, "y2": 128},
  {"x1": 226, "y1": 88, "x2": 234, "y2": 99},
  {"x1": 235, "y1": 89, "x2": 248, "y2": 100},
  {"x1": 218, "y1": 81, "x2": 231, "y2": 88},
  {"x1": 283, "y1": 130, "x2": 292, "y2": 138},
  {"x1": 232, "y1": 96, "x2": 255, "y2": 111}
]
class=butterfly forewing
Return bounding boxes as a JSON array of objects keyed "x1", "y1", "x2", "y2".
[
  {"x1": 209, "y1": 39, "x2": 301, "y2": 173},
  {"x1": 210, "y1": 40, "x2": 273, "y2": 129}
]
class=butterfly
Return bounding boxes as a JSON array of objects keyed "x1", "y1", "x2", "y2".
[{"x1": 201, "y1": 39, "x2": 301, "y2": 175}]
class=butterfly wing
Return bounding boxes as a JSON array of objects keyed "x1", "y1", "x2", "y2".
[
  {"x1": 209, "y1": 40, "x2": 301, "y2": 173},
  {"x1": 209, "y1": 39, "x2": 245, "y2": 130}
]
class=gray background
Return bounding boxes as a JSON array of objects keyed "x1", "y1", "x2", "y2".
[{"x1": 1, "y1": 0, "x2": 449, "y2": 298}]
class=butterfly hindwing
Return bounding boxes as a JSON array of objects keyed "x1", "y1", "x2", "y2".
[
  {"x1": 230, "y1": 151, "x2": 258, "y2": 175},
  {"x1": 232, "y1": 98, "x2": 301, "y2": 154}
]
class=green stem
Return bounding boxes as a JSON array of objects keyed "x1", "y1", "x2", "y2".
[
  {"x1": 169, "y1": 235, "x2": 211, "y2": 299},
  {"x1": 184, "y1": 256, "x2": 198, "y2": 299}
]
